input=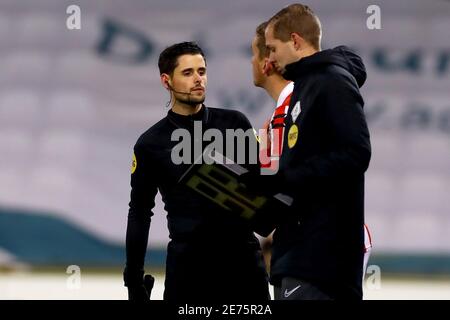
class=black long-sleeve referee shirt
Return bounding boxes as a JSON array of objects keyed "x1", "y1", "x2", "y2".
[{"x1": 124, "y1": 105, "x2": 269, "y2": 301}]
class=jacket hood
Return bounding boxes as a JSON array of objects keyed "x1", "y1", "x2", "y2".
[{"x1": 283, "y1": 46, "x2": 367, "y2": 88}]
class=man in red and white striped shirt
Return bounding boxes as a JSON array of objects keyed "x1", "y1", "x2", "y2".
[{"x1": 251, "y1": 21, "x2": 294, "y2": 175}]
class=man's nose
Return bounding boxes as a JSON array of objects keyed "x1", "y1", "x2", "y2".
[{"x1": 194, "y1": 72, "x2": 202, "y2": 83}]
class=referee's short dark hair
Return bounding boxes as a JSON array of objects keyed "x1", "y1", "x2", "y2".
[{"x1": 158, "y1": 42, "x2": 206, "y2": 75}]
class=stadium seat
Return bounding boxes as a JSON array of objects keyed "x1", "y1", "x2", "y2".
[
  {"x1": 0, "y1": 90, "x2": 41, "y2": 128},
  {"x1": 392, "y1": 212, "x2": 441, "y2": 252},
  {"x1": 396, "y1": 173, "x2": 448, "y2": 215},
  {"x1": 365, "y1": 171, "x2": 397, "y2": 214}
]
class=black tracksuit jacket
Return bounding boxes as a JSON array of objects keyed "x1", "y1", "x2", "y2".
[
  {"x1": 270, "y1": 46, "x2": 371, "y2": 300},
  {"x1": 124, "y1": 106, "x2": 269, "y2": 302}
]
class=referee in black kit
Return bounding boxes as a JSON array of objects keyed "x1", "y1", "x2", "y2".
[{"x1": 123, "y1": 42, "x2": 270, "y2": 302}]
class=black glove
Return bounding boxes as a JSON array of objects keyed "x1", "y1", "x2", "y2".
[
  {"x1": 127, "y1": 285, "x2": 150, "y2": 301},
  {"x1": 124, "y1": 268, "x2": 154, "y2": 301}
]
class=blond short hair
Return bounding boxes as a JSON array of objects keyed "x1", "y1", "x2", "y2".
[{"x1": 268, "y1": 3, "x2": 322, "y2": 50}]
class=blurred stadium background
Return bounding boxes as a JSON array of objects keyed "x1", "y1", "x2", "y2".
[{"x1": 0, "y1": 0, "x2": 449, "y2": 299}]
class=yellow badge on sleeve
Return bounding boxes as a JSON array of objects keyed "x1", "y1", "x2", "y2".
[
  {"x1": 287, "y1": 124, "x2": 299, "y2": 149},
  {"x1": 131, "y1": 153, "x2": 137, "y2": 174}
]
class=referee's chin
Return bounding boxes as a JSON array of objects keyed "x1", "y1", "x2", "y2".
[{"x1": 180, "y1": 96, "x2": 205, "y2": 107}]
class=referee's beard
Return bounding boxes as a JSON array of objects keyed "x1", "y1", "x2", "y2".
[{"x1": 174, "y1": 92, "x2": 205, "y2": 107}]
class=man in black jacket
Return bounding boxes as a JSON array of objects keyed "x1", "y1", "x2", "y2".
[
  {"x1": 259, "y1": 4, "x2": 371, "y2": 300},
  {"x1": 124, "y1": 42, "x2": 269, "y2": 302}
]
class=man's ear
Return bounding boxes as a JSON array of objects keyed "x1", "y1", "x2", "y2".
[
  {"x1": 161, "y1": 74, "x2": 170, "y2": 90},
  {"x1": 262, "y1": 58, "x2": 274, "y2": 76},
  {"x1": 290, "y1": 32, "x2": 304, "y2": 51}
]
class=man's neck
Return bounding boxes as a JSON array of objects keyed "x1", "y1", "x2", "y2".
[
  {"x1": 263, "y1": 75, "x2": 291, "y2": 102},
  {"x1": 295, "y1": 47, "x2": 319, "y2": 62},
  {"x1": 171, "y1": 101, "x2": 203, "y2": 115}
]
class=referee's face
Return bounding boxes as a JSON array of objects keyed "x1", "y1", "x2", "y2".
[
  {"x1": 171, "y1": 54, "x2": 207, "y2": 106},
  {"x1": 265, "y1": 24, "x2": 298, "y2": 74}
]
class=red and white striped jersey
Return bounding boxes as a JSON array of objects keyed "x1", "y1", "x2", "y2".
[
  {"x1": 363, "y1": 223, "x2": 373, "y2": 278},
  {"x1": 260, "y1": 82, "x2": 294, "y2": 169}
]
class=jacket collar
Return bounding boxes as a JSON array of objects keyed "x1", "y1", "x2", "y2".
[
  {"x1": 283, "y1": 53, "x2": 320, "y2": 81},
  {"x1": 167, "y1": 104, "x2": 209, "y2": 128}
]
